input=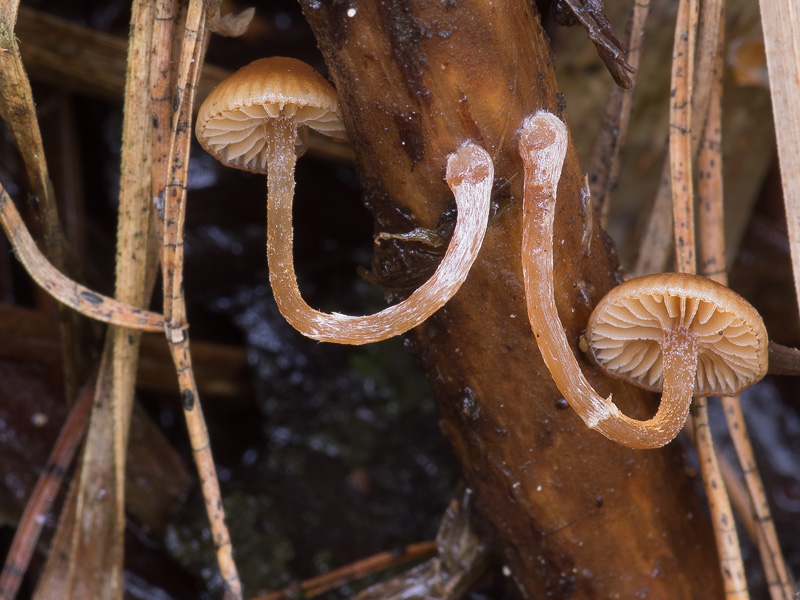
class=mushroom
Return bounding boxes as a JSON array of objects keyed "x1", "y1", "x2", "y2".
[
  {"x1": 196, "y1": 56, "x2": 348, "y2": 171},
  {"x1": 196, "y1": 57, "x2": 493, "y2": 344},
  {"x1": 584, "y1": 273, "x2": 768, "y2": 396},
  {"x1": 583, "y1": 272, "x2": 768, "y2": 443},
  {"x1": 519, "y1": 111, "x2": 769, "y2": 449}
]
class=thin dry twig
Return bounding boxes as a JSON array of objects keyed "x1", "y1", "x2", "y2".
[
  {"x1": 634, "y1": 0, "x2": 728, "y2": 277},
  {"x1": 0, "y1": 185, "x2": 165, "y2": 332},
  {"x1": 669, "y1": 0, "x2": 698, "y2": 275},
  {"x1": 0, "y1": 374, "x2": 94, "y2": 600},
  {"x1": 161, "y1": 1, "x2": 242, "y2": 596},
  {"x1": 252, "y1": 541, "x2": 438, "y2": 600},
  {"x1": 697, "y1": 19, "x2": 795, "y2": 598},
  {"x1": 589, "y1": 0, "x2": 651, "y2": 223},
  {"x1": 557, "y1": 0, "x2": 635, "y2": 88}
]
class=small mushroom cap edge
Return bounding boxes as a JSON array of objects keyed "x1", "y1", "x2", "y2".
[{"x1": 196, "y1": 56, "x2": 347, "y2": 173}]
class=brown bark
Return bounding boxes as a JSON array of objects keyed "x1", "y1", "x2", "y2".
[{"x1": 300, "y1": 1, "x2": 722, "y2": 598}]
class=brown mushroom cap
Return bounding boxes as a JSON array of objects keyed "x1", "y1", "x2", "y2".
[
  {"x1": 195, "y1": 56, "x2": 346, "y2": 173},
  {"x1": 585, "y1": 272, "x2": 768, "y2": 396}
]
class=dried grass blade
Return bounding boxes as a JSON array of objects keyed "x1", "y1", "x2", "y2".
[
  {"x1": 758, "y1": 0, "x2": 800, "y2": 341},
  {"x1": 110, "y1": 0, "x2": 160, "y2": 590},
  {"x1": 31, "y1": 456, "x2": 81, "y2": 598},
  {"x1": 697, "y1": 54, "x2": 726, "y2": 281},
  {"x1": 34, "y1": 1, "x2": 162, "y2": 597},
  {"x1": 0, "y1": 2, "x2": 66, "y2": 268},
  {"x1": 0, "y1": 186, "x2": 165, "y2": 332},
  {"x1": 634, "y1": 0, "x2": 726, "y2": 277},
  {"x1": 149, "y1": 0, "x2": 176, "y2": 252},
  {"x1": 668, "y1": 0, "x2": 749, "y2": 596},
  {"x1": 111, "y1": 0, "x2": 159, "y2": 486},
  {"x1": 633, "y1": 162, "x2": 672, "y2": 276},
  {"x1": 693, "y1": 397, "x2": 749, "y2": 598},
  {"x1": 34, "y1": 341, "x2": 116, "y2": 599},
  {"x1": 722, "y1": 397, "x2": 796, "y2": 599}
]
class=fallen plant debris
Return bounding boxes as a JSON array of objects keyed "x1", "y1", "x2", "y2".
[{"x1": 0, "y1": 1, "x2": 798, "y2": 599}]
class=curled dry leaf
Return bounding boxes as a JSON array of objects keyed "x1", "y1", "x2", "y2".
[{"x1": 208, "y1": 6, "x2": 256, "y2": 38}]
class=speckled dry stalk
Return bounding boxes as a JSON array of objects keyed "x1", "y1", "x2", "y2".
[
  {"x1": 698, "y1": 14, "x2": 795, "y2": 596},
  {"x1": 669, "y1": 0, "x2": 748, "y2": 594},
  {"x1": 161, "y1": 1, "x2": 241, "y2": 597}
]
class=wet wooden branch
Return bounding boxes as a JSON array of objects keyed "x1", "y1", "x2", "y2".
[{"x1": 300, "y1": 1, "x2": 723, "y2": 597}]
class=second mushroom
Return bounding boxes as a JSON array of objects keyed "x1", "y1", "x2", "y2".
[{"x1": 520, "y1": 111, "x2": 769, "y2": 449}]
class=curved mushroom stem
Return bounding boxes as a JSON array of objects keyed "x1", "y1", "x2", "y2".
[
  {"x1": 520, "y1": 111, "x2": 694, "y2": 449},
  {"x1": 658, "y1": 331, "x2": 699, "y2": 438},
  {"x1": 265, "y1": 122, "x2": 492, "y2": 344}
]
